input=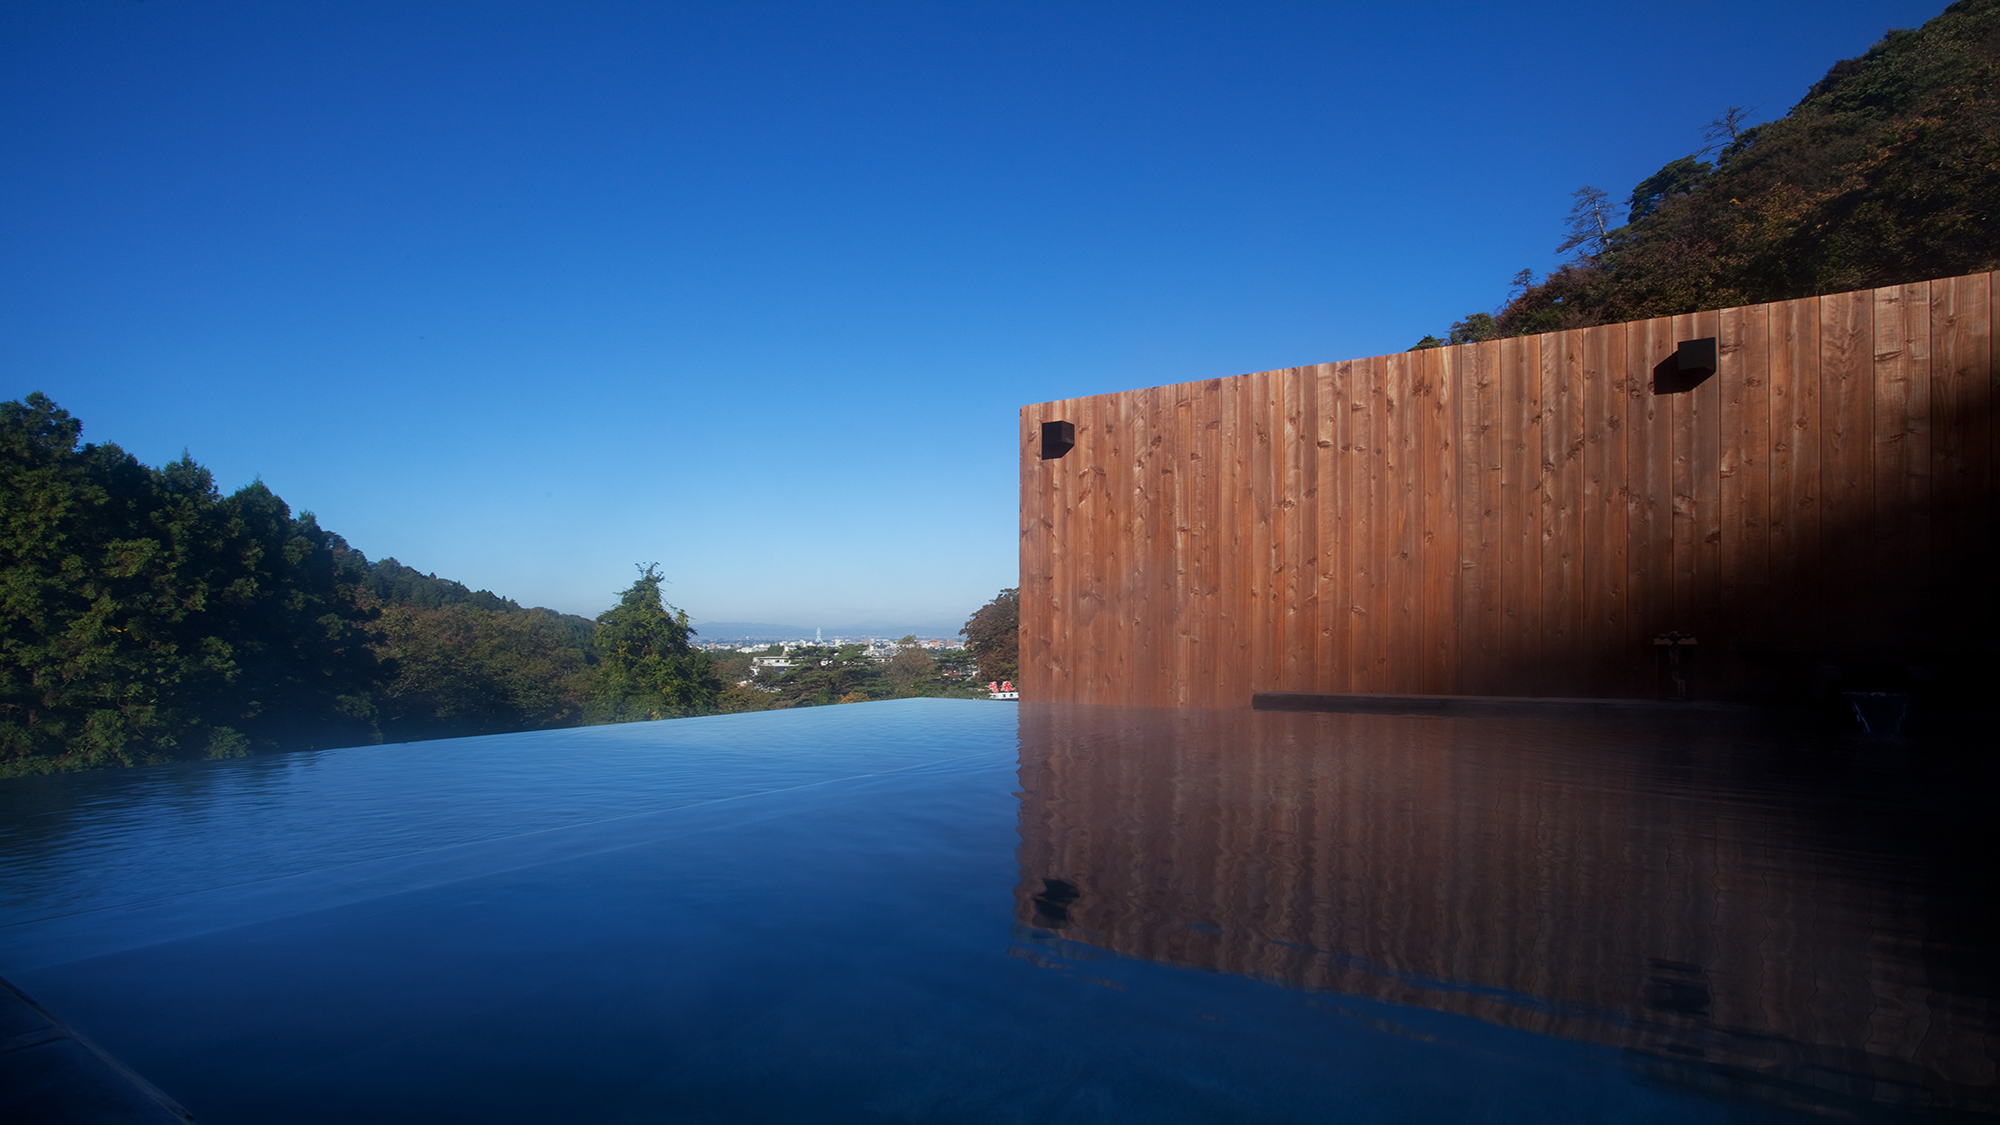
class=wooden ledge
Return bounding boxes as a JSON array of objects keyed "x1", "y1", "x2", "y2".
[{"x1": 1252, "y1": 692, "x2": 1761, "y2": 720}]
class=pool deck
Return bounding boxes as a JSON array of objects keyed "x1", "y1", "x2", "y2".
[{"x1": 0, "y1": 976, "x2": 195, "y2": 1123}]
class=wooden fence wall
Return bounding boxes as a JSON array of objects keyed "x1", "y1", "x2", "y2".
[{"x1": 1018, "y1": 272, "x2": 1997, "y2": 704}]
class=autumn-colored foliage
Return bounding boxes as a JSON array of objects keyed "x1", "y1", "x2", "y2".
[{"x1": 1428, "y1": 0, "x2": 2000, "y2": 343}]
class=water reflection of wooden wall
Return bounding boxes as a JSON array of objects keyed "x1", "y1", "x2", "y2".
[
  {"x1": 1011, "y1": 707, "x2": 1996, "y2": 1114},
  {"x1": 1018, "y1": 272, "x2": 1997, "y2": 703}
]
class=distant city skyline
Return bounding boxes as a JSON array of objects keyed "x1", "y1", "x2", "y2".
[
  {"x1": 0, "y1": 0, "x2": 1942, "y2": 622},
  {"x1": 691, "y1": 621, "x2": 972, "y2": 642}
]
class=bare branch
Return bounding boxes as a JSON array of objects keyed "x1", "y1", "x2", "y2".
[{"x1": 1556, "y1": 185, "x2": 1612, "y2": 257}]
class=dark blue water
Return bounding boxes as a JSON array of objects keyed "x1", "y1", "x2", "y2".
[{"x1": 1, "y1": 700, "x2": 1992, "y2": 1122}]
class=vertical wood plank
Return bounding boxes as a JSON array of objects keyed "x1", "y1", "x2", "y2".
[
  {"x1": 1580, "y1": 322, "x2": 1629, "y2": 695},
  {"x1": 1348, "y1": 357, "x2": 1380, "y2": 690},
  {"x1": 1370, "y1": 354, "x2": 1398, "y2": 690},
  {"x1": 1769, "y1": 296, "x2": 1823, "y2": 652},
  {"x1": 1067, "y1": 393, "x2": 1089, "y2": 700},
  {"x1": 1041, "y1": 396, "x2": 1074, "y2": 700},
  {"x1": 1212, "y1": 378, "x2": 1243, "y2": 705},
  {"x1": 1673, "y1": 308, "x2": 1724, "y2": 663},
  {"x1": 1627, "y1": 317, "x2": 1677, "y2": 695},
  {"x1": 1458, "y1": 340, "x2": 1503, "y2": 693},
  {"x1": 1270, "y1": 369, "x2": 1295, "y2": 691},
  {"x1": 1542, "y1": 329, "x2": 1585, "y2": 695},
  {"x1": 1068, "y1": 391, "x2": 1094, "y2": 701},
  {"x1": 1312, "y1": 363, "x2": 1342, "y2": 692},
  {"x1": 1333, "y1": 358, "x2": 1360, "y2": 691},
  {"x1": 1290, "y1": 367, "x2": 1320, "y2": 694},
  {"x1": 1873, "y1": 282, "x2": 1932, "y2": 646},
  {"x1": 1718, "y1": 303, "x2": 1772, "y2": 642},
  {"x1": 1244, "y1": 370, "x2": 1269, "y2": 695},
  {"x1": 1497, "y1": 334, "x2": 1541, "y2": 694},
  {"x1": 1279, "y1": 367, "x2": 1308, "y2": 691},
  {"x1": 1169, "y1": 382, "x2": 1195, "y2": 704},
  {"x1": 1670, "y1": 314, "x2": 1698, "y2": 635},
  {"x1": 1820, "y1": 289, "x2": 1874, "y2": 652},
  {"x1": 1248, "y1": 369, "x2": 1272, "y2": 698},
  {"x1": 1113, "y1": 388, "x2": 1141, "y2": 702},
  {"x1": 1192, "y1": 379, "x2": 1223, "y2": 704},
  {"x1": 1231, "y1": 372, "x2": 1260, "y2": 701},
  {"x1": 1419, "y1": 346, "x2": 1460, "y2": 694},
  {"x1": 1386, "y1": 351, "x2": 1422, "y2": 692},
  {"x1": 1018, "y1": 406, "x2": 1043, "y2": 696},
  {"x1": 1088, "y1": 392, "x2": 1119, "y2": 702},
  {"x1": 1930, "y1": 274, "x2": 1993, "y2": 627},
  {"x1": 1144, "y1": 384, "x2": 1174, "y2": 705}
]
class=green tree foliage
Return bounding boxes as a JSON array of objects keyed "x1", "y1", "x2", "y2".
[
  {"x1": 3, "y1": 393, "x2": 1005, "y2": 772},
  {"x1": 762, "y1": 644, "x2": 879, "y2": 707},
  {"x1": 372, "y1": 603, "x2": 593, "y2": 739},
  {"x1": 884, "y1": 638, "x2": 936, "y2": 696},
  {"x1": 739, "y1": 638, "x2": 986, "y2": 708},
  {"x1": 357, "y1": 556, "x2": 598, "y2": 739},
  {"x1": 360, "y1": 558, "x2": 524, "y2": 613},
  {"x1": 1447, "y1": 312, "x2": 1498, "y2": 344},
  {"x1": 1432, "y1": 0, "x2": 2000, "y2": 339},
  {"x1": 584, "y1": 566, "x2": 720, "y2": 722},
  {"x1": 2, "y1": 393, "x2": 380, "y2": 775},
  {"x1": 962, "y1": 588, "x2": 1019, "y2": 684}
]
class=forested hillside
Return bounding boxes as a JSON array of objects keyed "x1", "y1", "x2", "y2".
[
  {"x1": 2, "y1": 393, "x2": 1004, "y2": 776},
  {"x1": 0, "y1": 394, "x2": 703, "y2": 775},
  {"x1": 1419, "y1": 0, "x2": 1999, "y2": 344}
]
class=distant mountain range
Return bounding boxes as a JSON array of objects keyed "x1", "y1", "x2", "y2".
[{"x1": 692, "y1": 620, "x2": 967, "y2": 642}]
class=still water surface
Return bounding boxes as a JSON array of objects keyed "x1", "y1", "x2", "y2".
[{"x1": 0, "y1": 700, "x2": 1992, "y2": 1122}]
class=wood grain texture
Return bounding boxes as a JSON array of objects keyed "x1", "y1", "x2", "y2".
[
  {"x1": 1873, "y1": 282, "x2": 1931, "y2": 643},
  {"x1": 1350, "y1": 357, "x2": 1383, "y2": 691},
  {"x1": 1581, "y1": 322, "x2": 1628, "y2": 695},
  {"x1": 1460, "y1": 341, "x2": 1503, "y2": 694},
  {"x1": 1820, "y1": 288, "x2": 1874, "y2": 650},
  {"x1": 1769, "y1": 298, "x2": 1822, "y2": 650},
  {"x1": 1386, "y1": 352, "x2": 1422, "y2": 692},
  {"x1": 1684, "y1": 309, "x2": 1724, "y2": 648},
  {"x1": 1541, "y1": 330, "x2": 1584, "y2": 694},
  {"x1": 1497, "y1": 335, "x2": 1542, "y2": 693},
  {"x1": 1018, "y1": 274, "x2": 1997, "y2": 704},
  {"x1": 1929, "y1": 275, "x2": 1992, "y2": 637},
  {"x1": 1717, "y1": 304, "x2": 1771, "y2": 636},
  {"x1": 1418, "y1": 346, "x2": 1459, "y2": 693},
  {"x1": 1626, "y1": 317, "x2": 1676, "y2": 689}
]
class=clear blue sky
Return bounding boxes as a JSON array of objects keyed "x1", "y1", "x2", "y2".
[{"x1": 1, "y1": 0, "x2": 1946, "y2": 627}]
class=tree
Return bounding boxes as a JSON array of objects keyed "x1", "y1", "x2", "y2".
[
  {"x1": 372, "y1": 603, "x2": 592, "y2": 739},
  {"x1": 1448, "y1": 312, "x2": 1497, "y2": 345},
  {"x1": 885, "y1": 641, "x2": 935, "y2": 696},
  {"x1": 1556, "y1": 186, "x2": 1613, "y2": 257},
  {"x1": 1623, "y1": 155, "x2": 1714, "y2": 224},
  {"x1": 1699, "y1": 106, "x2": 1752, "y2": 155},
  {"x1": 1492, "y1": 1, "x2": 2000, "y2": 334},
  {"x1": 962, "y1": 588, "x2": 1019, "y2": 684},
  {"x1": 1, "y1": 394, "x2": 382, "y2": 774},
  {"x1": 583, "y1": 565, "x2": 719, "y2": 723}
]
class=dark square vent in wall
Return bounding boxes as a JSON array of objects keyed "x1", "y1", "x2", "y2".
[
  {"x1": 1677, "y1": 337, "x2": 1718, "y2": 378},
  {"x1": 1654, "y1": 337, "x2": 1719, "y2": 394},
  {"x1": 1041, "y1": 420, "x2": 1075, "y2": 460}
]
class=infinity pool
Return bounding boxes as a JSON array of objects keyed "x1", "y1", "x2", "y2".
[{"x1": 1, "y1": 700, "x2": 1992, "y2": 1122}]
